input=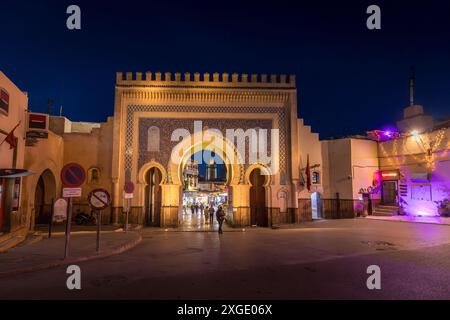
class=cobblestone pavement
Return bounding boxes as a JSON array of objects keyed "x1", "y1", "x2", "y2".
[{"x1": 1, "y1": 219, "x2": 450, "y2": 299}]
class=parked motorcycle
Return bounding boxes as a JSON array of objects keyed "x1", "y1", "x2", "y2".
[{"x1": 75, "y1": 210, "x2": 97, "y2": 225}]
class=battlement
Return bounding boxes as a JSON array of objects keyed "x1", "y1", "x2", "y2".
[{"x1": 116, "y1": 72, "x2": 296, "y2": 89}]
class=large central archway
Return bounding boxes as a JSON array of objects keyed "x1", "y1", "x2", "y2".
[
  {"x1": 167, "y1": 130, "x2": 242, "y2": 228},
  {"x1": 180, "y1": 150, "x2": 229, "y2": 231}
]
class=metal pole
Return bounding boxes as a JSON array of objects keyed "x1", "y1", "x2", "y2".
[
  {"x1": 64, "y1": 197, "x2": 72, "y2": 259},
  {"x1": 125, "y1": 199, "x2": 129, "y2": 232},
  {"x1": 49, "y1": 198, "x2": 54, "y2": 238},
  {"x1": 96, "y1": 210, "x2": 102, "y2": 252}
]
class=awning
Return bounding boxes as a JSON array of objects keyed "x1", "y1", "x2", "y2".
[
  {"x1": 0, "y1": 169, "x2": 34, "y2": 178},
  {"x1": 411, "y1": 172, "x2": 429, "y2": 183}
]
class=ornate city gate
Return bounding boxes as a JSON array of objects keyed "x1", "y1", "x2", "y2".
[{"x1": 111, "y1": 71, "x2": 301, "y2": 227}]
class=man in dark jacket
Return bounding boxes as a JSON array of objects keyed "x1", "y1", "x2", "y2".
[
  {"x1": 208, "y1": 205, "x2": 215, "y2": 225},
  {"x1": 216, "y1": 205, "x2": 226, "y2": 234}
]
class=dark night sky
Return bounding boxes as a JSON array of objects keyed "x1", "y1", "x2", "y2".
[{"x1": 1, "y1": 0, "x2": 449, "y2": 138}]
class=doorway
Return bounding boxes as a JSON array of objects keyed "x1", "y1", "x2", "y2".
[
  {"x1": 311, "y1": 192, "x2": 323, "y2": 219},
  {"x1": 144, "y1": 167, "x2": 162, "y2": 226},
  {"x1": 0, "y1": 178, "x2": 5, "y2": 231},
  {"x1": 34, "y1": 169, "x2": 56, "y2": 225},
  {"x1": 382, "y1": 181, "x2": 398, "y2": 205},
  {"x1": 250, "y1": 168, "x2": 268, "y2": 227}
]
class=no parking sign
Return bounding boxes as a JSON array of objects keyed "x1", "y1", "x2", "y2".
[{"x1": 61, "y1": 163, "x2": 86, "y2": 187}]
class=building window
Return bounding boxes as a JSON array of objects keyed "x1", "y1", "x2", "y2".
[
  {"x1": 147, "y1": 126, "x2": 160, "y2": 152},
  {"x1": 278, "y1": 190, "x2": 288, "y2": 213},
  {"x1": 0, "y1": 88, "x2": 9, "y2": 114},
  {"x1": 411, "y1": 184, "x2": 432, "y2": 201},
  {"x1": 88, "y1": 168, "x2": 100, "y2": 184},
  {"x1": 312, "y1": 171, "x2": 320, "y2": 184}
]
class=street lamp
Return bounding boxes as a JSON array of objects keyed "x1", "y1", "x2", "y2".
[{"x1": 411, "y1": 130, "x2": 421, "y2": 141}]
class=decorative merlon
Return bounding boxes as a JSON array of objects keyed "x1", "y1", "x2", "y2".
[{"x1": 116, "y1": 71, "x2": 296, "y2": 88}]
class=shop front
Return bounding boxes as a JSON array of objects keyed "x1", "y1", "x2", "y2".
[
  {"x1": 380, "y1": 170, "x2": 400, "y2": 205},
  {"x1": 0, "y1": 169, "x2": 31, "y2": 234}
]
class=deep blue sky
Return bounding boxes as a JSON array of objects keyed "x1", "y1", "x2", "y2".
[{"x1": 1, "y1": 0, "x2": 449, "y2": 138}]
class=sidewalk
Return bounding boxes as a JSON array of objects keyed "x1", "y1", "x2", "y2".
[
  {"x1": 0, "y1": 230, "x2": 142, "y2": 278},
  {"x1": 34, "y1": 224, "x2": 124, "y2": 235},
  {"x1": 365, "y1": 215, "x2": 450, "y2": 226}
]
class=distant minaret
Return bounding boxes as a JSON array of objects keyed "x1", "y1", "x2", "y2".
[
  {"x1": 206, "y1": 158, "x2": 217, "y2": 181},
  {"x1": 410, "y1": 66, "x2": 415, "y2": 106}
]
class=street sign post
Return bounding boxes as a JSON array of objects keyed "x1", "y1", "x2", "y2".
[
  {"x1": 61, "y1": 163, "x2": 85, "y2": 259},
  {"x1": 123, "y1": 181, "x2": 135, "y2": 232},
  {"x1": 48, "y1": 198, "x2": 55, "y2": 238},
  {"x1": 88, "y1": 189, "x2": 111, "y2": 252}
]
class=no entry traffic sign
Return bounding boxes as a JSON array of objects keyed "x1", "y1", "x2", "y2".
[
  {"x1": 61, "y1": 163, "x2": 86, "y2": 188},
  {"x1": 88, "y1": 189, "x2": 111, "y2": 210}
]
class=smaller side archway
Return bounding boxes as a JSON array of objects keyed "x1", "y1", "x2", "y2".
[
  {"x1": 138, "y1": 161, "x2": 168, "y2": 186},
  {"x1": 138, "y1": 162, "x2": 167, "y2": 227},
  {"x1": 34, "y1": 169, "x2": 56, "y2": 225},
  {"x1": 247, "y1": 166, "x2": 271, "y2": 227},
  {"x1": 244, "y1": 163, "x2": 272, "y2": 186},
  {"x1": 144, "y1": 167, "x2": 163, "y2": 226}
]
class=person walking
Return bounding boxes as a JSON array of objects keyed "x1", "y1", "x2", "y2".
[
  {"x1": 204, "y1": 205, "x2": 209, "y2": 224},
  {"x1": 216, "y1": 205, "x2": 226, "y2": 234},
  {"x1": 195, "y1": 203, "x2": 199, "y2": 214},
  {"x1": 208, "y1": 205, "x2": 215, "y2": 225}
]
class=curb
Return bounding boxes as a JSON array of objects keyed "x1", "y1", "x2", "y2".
[
  {"x1": 39, "y1": 229, "x2": 125, "y2": 237},
  {"x1": 0, "y1": 236, "x2": 26, "y2": 254},
  {"x1": 0, "y1": 232, "x2": 142, "y2": 279},
  {"x1": 364, "y1": 216, "x2": 450, "y2": 226}
]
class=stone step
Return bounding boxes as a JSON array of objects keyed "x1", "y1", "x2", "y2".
[
  {"x1": 373, "y1": 212, "x2": 395, "y2": 217},
  {"x1": 372, "y1": 205, "x2": 399, "y2": 217},
  {"x1": 17, "y1": 233, "x2": 44, "y2": 247},
  {"x1": 375, "y1": 207, "x2": 397, "y2": 213},
  {"x1": 377, "y1": 205, "x2": 399, "y2": 210},
  {"x1": 0, "y1": 236, "x2": 26, "y2": 253}
]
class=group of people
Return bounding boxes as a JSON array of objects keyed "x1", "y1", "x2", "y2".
[{"x1": 184, "y1": 202, "x2": 226, "y2": 234}]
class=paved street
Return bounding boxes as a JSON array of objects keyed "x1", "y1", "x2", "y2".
[{"x1": 1, "y1": 219, "x2": 450, "y2": 300}]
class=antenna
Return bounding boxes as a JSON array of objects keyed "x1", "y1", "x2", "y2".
[
  {"x1": 47, "y1": 98, "x2": 54, "y2": 115},
  {"x1": 60, "y1": 81, "x2": 64, "y2": 116},
  {"x1": 410, "y1": 66, "x2": 415, "y2": 106}
]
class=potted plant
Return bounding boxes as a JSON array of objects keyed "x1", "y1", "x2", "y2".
[
  {"x1": 434, "y1": 199, "x2": 449, "y2": 217},
  {"x1": 398, "y1": 198, "x2": 406, "y2": 216}
]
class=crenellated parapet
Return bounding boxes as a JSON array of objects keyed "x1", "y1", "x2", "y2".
[{"x1": 116, "y1": 71, "x2": 296, "y2": 89}]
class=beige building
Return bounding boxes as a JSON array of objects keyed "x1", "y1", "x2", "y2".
[
  {"x1": 2, "y1": 69, "x2": 448, "y2": 250},
  {"x1": 0, "y1": 71, "x2": 28, "y2": 245},
  {"x1": 320, "y1": 105, "x2": 449, "y2": 218},
  {"x1": 24, "y1": 116, "x2": 115, "y2": 228},
  {"x1": 12, "y1": 71, "x2": 312, "y2": 233},
  {"x1": 112, "y1": 72, "x2": 301, "y2": 227}
]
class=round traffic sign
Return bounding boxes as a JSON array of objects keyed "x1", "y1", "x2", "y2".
[
  {"x1": 61, "y1": 163, "x2": 86, "y2": 188},
  {"x1": 88, "y1": 189, "x2": 111, "y2": 210},
  {"x1": 124, "y1": 181, "x2": 135, "y2": 194}
]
